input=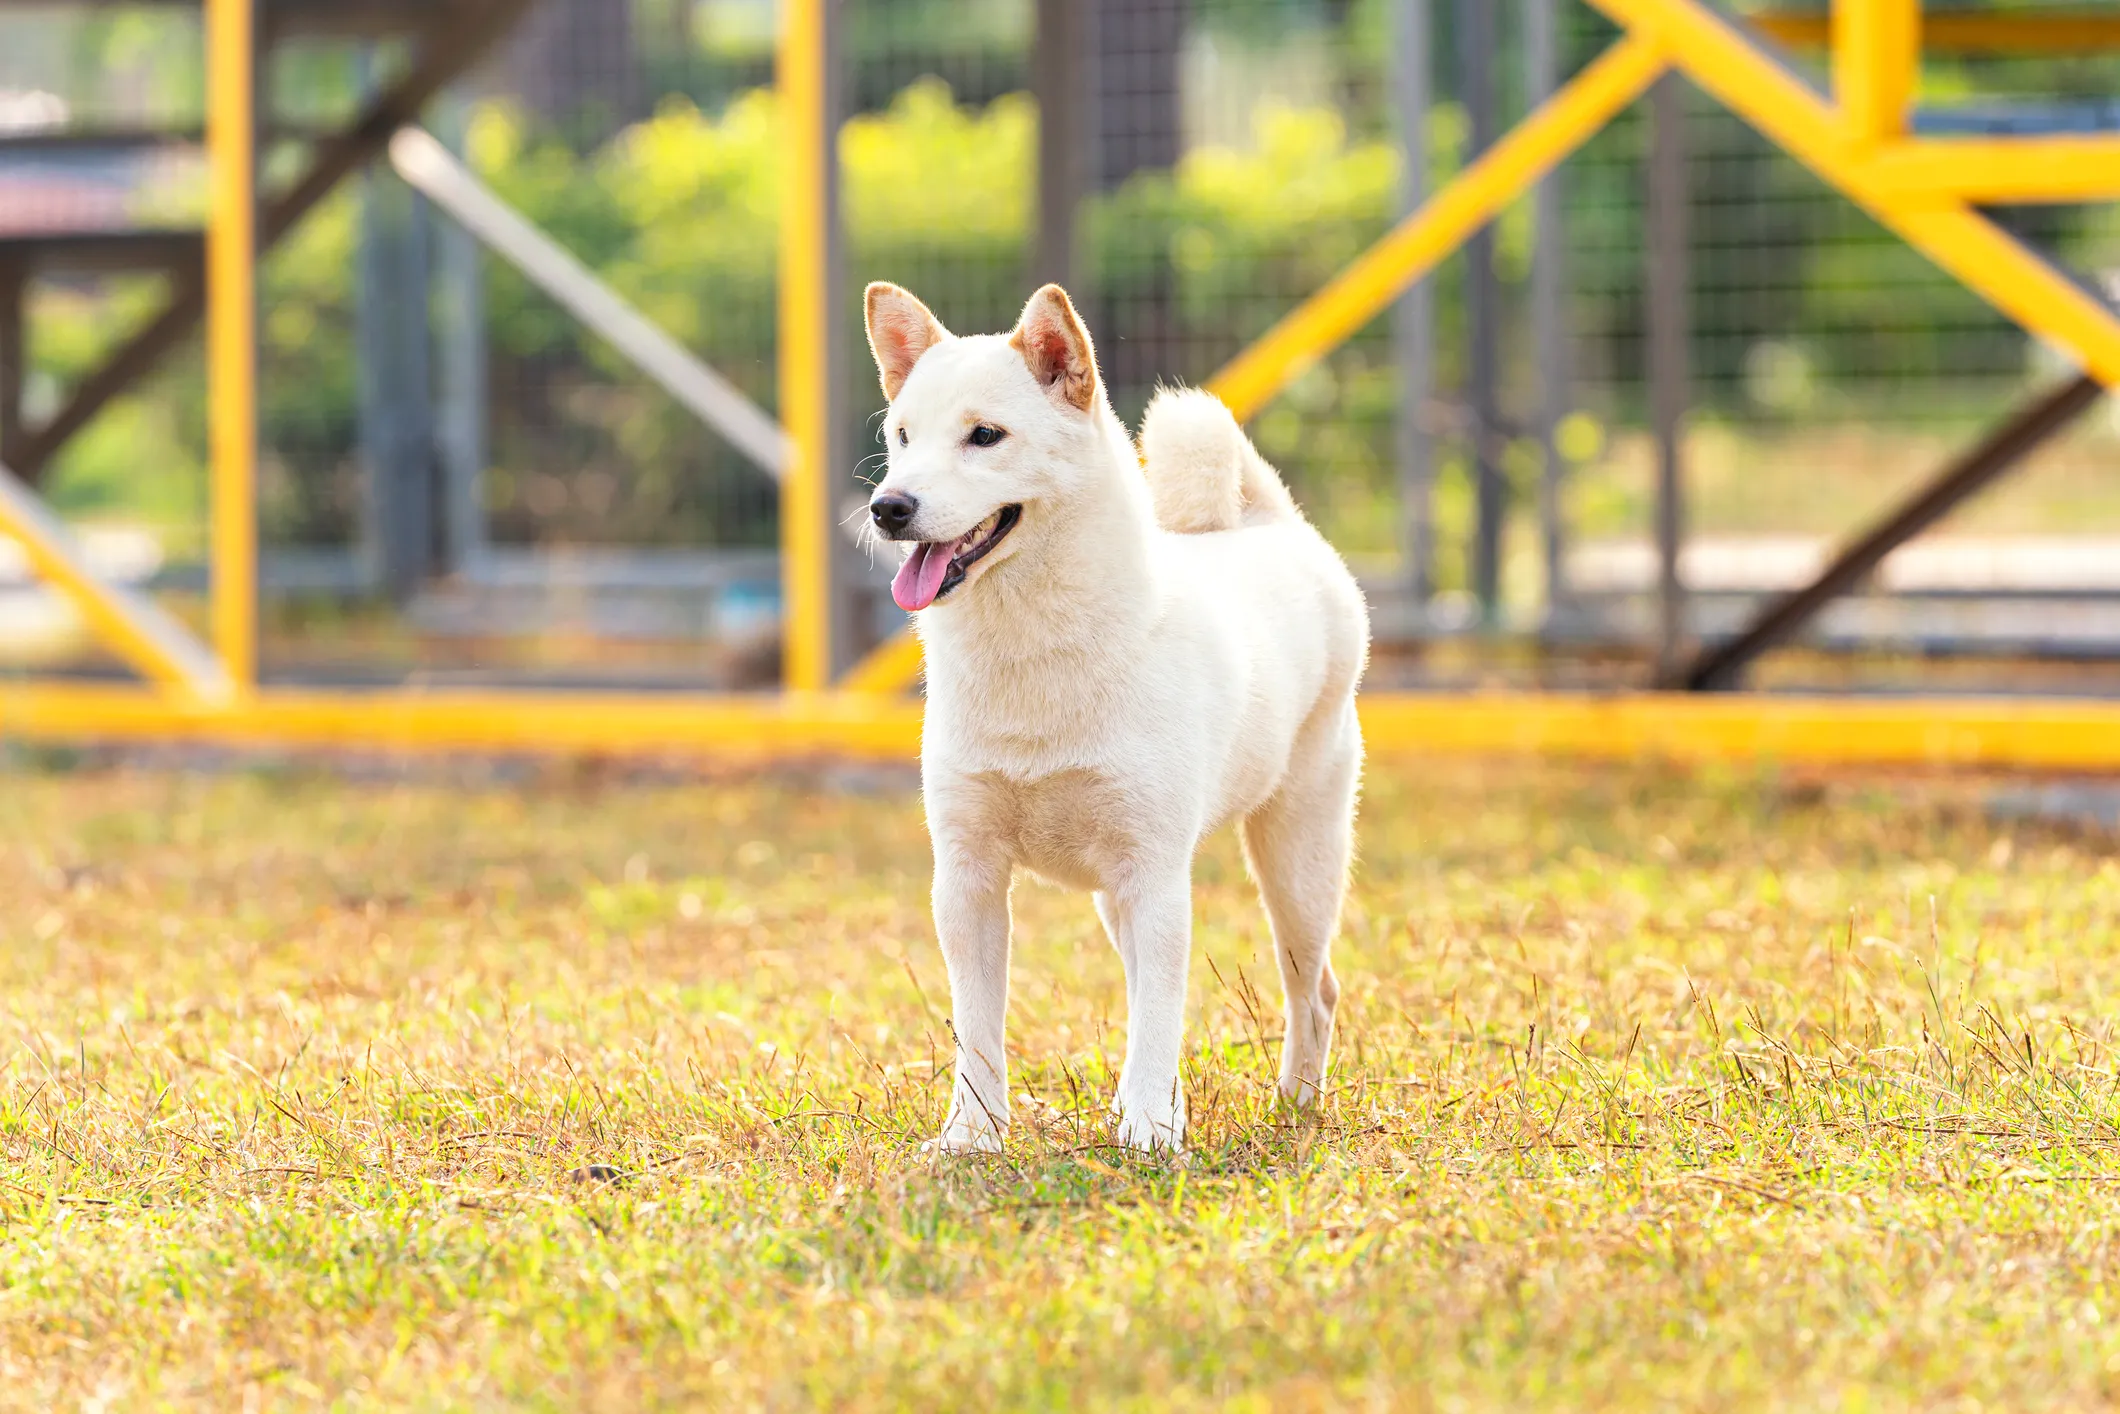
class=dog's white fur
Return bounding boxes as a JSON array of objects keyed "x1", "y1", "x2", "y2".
[{"x1": 865, "y1": 282, "x2": 1369, "y2": 1152}]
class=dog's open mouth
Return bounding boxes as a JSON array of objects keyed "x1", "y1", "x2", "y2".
[{"x1": 892, "y1": 504, "x2": 1021, "y2": 611}]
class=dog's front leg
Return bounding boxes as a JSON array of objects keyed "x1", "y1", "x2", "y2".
[
  {"x1": 929, "y1": 851, "x2": 1012, "y2": 1154},
  {"x1": 1109, "y1": 867, "x2": 1194, "y2": 1152}
]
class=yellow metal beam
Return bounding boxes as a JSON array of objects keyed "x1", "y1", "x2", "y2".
[
  {"x1": 0, "y1": 463, "x2": 229, "y2": 699},
  {"x1": 0, "y1": 684, "x2": 923, "y2": 760},
  {"x1": 206, "y1": 0, "x2": 256, "y2": 692},
  {"x1": 1863, "y1": 136, "x2": 2120, "y2": 203},
  {"x1": 1205, "y1": 31, "x2": 1669, "y2": 423},
  {"x1": 1588, "y1": 0, "x2": 2120, "y2": 386},
  {"x1": 777, "y1": 0, "x2": 831, "y2": 693},
  {"x1": 1356, "y1": 692, "x2": 2120, "y2": 769},
  {"x1": 9, "y1": 682, "x2": 2120, "y2": 770},
  {"x1": 1833, "y1": 0, "x2": 1919, "y2": 143},
  {"x1": 1754, "y1": 11, "x2": 2120, "y2": 55}
]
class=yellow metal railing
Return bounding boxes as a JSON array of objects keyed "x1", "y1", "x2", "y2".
[{"x1": 5, "y1": 0, "x2": 2120, "y2": 769}]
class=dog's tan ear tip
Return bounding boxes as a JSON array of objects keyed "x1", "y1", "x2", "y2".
[
  {"x1": 1025, "y1": 283, "x2": 1077, "y2": 315},
  {"x1": 866, "y1": 282, "x2": 911, "y2": 321}
]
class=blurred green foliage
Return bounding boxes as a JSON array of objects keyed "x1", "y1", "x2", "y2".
[{"x1": 29, "y1": 64, "x2": 2117, "y2": 563}]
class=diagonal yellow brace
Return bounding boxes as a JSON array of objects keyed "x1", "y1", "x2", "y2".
[
  {"x1": 840, "y1": 631, "x2": 925, "y2": 697},
  {"x1": 837, "y1": 30, "x2": 1671, "y2": 697},
  {"x1": 0, "y1": 460, "x2": 231, "y2": 702},
  {"x1": 1208, "y1": 31, "x2": 1670, "y2": 422},
  {"x1": 1586, "y1": 0, "x2": 2120, "y2": 387}
]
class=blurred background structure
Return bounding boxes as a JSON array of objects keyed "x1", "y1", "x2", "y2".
[{"x1": 2, "y1": 0, "x2": 2120, "y2": 760}]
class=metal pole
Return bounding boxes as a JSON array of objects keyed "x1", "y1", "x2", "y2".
[
  {"x1": 822, "y1": 0, "x2": 862, "y2": 676},
  {"x1": 0, "y1": 261, "x2": 23, "y2": 474},
  {"x1": 1392, "y1": 0, "x2": 1434, "y2": 605},
  {"x1": 1527, "y1": 0, "x2": 1571, "y2": 626},
  {"x1": 356, "y1": 63, "x2": 436, "y2": 603},
  {"x1": 1034, "y1": 0, "x2": 1087, "y2": 290},
  {"x1": 433, "y1": 93, "x2": 490, "y2": 578},
  {"x1": 1832, "y1": 0, "x2": 1918, "y2": 143},
  {"x1": 778, "y1": 0, "x2": 831, "y2": 691},
  {"x1": 206, "y1": 0, "x2": 258, "y2": 691},
  {"x1": 1646, "y1": 73, "x2": 1689, "y2": 682},
  {"x1": 1455, "y1": 0, "x2": 1503, "y2": 623}
]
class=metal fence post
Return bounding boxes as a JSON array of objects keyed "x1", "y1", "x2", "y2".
[
  {"x1": 1035, "y1": 0, "x2": 1088, "y2": 291},
  {"x1": 1647, "y1": 73, "x2": 1690, "y2": 682},
  {"x1": 207, "y1": 0, "x2": 259, "y2": 691},
  {"x1": 1455, "y1": 0, "x2": 1503, "y2": 625},
  {"x1": 779, "y1": 0, "x2": 832, "y2": 692},
  {"x1": 434, "y1": 91, "x2": 490, "y2": 579},
  {"x1": 0, "y1": 261, "x2": 23, "y2": 474},
  {"x1": 356, "y1": 57, "x2": 437, "y2": 603},
  {"x1": 822, "y1": 0, "x2": 863, "y2": 677},
  {"x1": 1527, "y1": 0, "x2": 1572, "y2": 628},
  {"x1": 1393, "y1": 0, "x2": 1435, "y2": 608}
]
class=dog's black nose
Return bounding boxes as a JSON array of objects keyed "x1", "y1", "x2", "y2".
[{"x1": 870, "y1": 492, "x2": 918, "y2": 536}]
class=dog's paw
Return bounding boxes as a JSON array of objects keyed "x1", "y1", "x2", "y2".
[
  {"x1": 1276, "y1": 1071, "x2": 1328, "y2": 1107},
  {"x1": 923, "y1": 1118, "x2": 1006, "y2": 1156},
  {"x1": 1114, "y1": 1105, "x2": 1185, "y2": 1155}
]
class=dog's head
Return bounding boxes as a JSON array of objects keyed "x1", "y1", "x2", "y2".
[{"x1": 863, "y1": 282, "x2": 1107, "y2": 612}]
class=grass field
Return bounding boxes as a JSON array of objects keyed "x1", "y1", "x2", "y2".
[{"x1": 6, "y1": 754, "x2": 2120, "y2": 1409}]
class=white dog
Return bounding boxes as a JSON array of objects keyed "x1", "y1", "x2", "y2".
[{"x1": 864, "y1": 282, "x2": 1369, "y2": 1152}]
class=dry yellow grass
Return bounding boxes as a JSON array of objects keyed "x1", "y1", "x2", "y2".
[{"x1": 4, "y1": 753, "x2": 2120, "y2": 1409}]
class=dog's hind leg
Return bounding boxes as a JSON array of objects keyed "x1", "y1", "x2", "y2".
[{"x1": 1241, "y1": 700, "x2": 1360, "y2": 1106}]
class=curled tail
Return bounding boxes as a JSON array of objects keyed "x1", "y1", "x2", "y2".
[{"x1": 1139, "y1": 386, "x2": 1300, "y2": 534}]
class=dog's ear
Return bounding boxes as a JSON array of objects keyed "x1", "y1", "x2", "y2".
[
  {"x1": 866, "y1": 283, "x2": 950, "y2": 401},
  {"x1": 1010, "y1": 284, "x2": 1098, "y2": 412}
]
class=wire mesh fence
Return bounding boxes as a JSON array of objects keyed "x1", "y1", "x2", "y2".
[{"x1": 1, "y1": 0, "x2": 2118, "y2": 691}]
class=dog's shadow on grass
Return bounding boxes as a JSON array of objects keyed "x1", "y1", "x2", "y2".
[{"x1": 912, "y1": 1097, "x2": 1347, "y2": 1203}]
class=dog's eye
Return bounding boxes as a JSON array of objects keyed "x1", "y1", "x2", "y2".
[
  {"x1": 896, "y1": 427, "x2": 908, "y2": 447},
  {"x1": 968, "y1": 425, "x2": 1006, "y2": 448}
]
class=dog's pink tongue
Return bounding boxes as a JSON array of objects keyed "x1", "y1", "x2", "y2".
[{"x1": 892, "y1": 542, "x2": 952, "y2": 611}]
